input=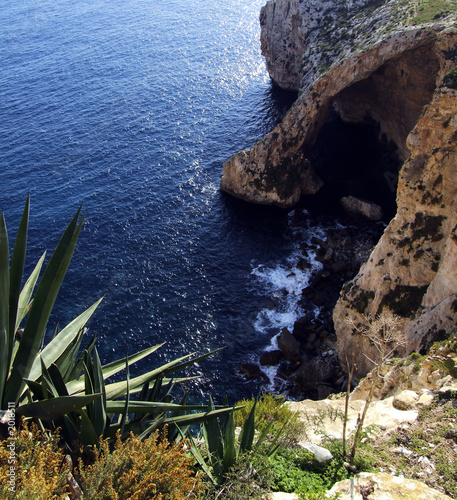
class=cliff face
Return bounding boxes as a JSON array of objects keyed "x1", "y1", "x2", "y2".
[
  {"x1": 221, "y1": 0, "x2": 457, "y2": 207},
  {"x1": 221, "y1": 0, "x2": 457, "y2": 376},
  {"x1": 221, "y1": 3, "x2": 457, "y2": 207},
  {"x1": 259, "y1": 0, "x2": 307, "y2": 91},
  {"x1": 334, "y1": 87, "x2": 457, "y2": 377}
]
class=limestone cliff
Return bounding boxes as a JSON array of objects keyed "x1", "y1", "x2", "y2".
[
  {"x1": 221, "y1": 0, "x2": 457, "y2": 376},
  {"x1": 221, "y1": 0, "x2": 457, "y2": 206},
  {"x1": 334, "y1": 86, "x2": 457, "y2": 377}
]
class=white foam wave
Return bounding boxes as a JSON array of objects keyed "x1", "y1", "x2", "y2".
[
  {"x1": 249, "y1": 211, "x2": 328, "y2": 392},
  {"x1": 251, "y1": 249, "x2": 322, "y2": 334}
]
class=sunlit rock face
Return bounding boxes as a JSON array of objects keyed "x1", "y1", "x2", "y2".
[
  {"x1": 259, "y1": 0, "x2": 307, "y2": 92},
  {"x1": 221, "y1": 0, "x2": 456, "y2": 208},
  {"x1": 221, "y1": 0, "x2": 457, "y2": 376},
  {"x1": 334, "y1": 87, "x2": 457, "y2": 378}
]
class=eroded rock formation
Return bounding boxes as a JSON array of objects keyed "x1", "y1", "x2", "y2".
[
  {"x1": 221, "y1": 0, "x2": 457, "y2": 377},
  {"x1": 334, "y1": 86, "x2": 457, "y2": 377},
  {"x1": 221, "y1": 0, "x2": 457, "y2": 207}
]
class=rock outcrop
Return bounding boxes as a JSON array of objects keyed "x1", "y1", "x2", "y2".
[
  {"x1": 221, "y1": 0, "x2": 457, "y2": 377},
  {"x1": 221, "y1": 0, "x2": 457, "y2": 207},
  {"x1": 334, "y1": 88, "x2": 457, "y2": 377},
  {"x1": 287, "y1": 394, "x2": 420, "y2": 444},
  {"x1": 326, "y1": 472, "x2": 453, "y2": 500},
  {"x1": 340, "y1": 195, "x2": 384, "y2": 221}
]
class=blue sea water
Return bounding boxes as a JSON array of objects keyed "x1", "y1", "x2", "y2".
[{"x1": 0, "y1": 0, "x2": 311, "y2": 401}]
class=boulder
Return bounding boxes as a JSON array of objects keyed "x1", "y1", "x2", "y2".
[
  {"x1": 331, "y1": 260, "x2": 349, "y2": 274},
  {"x1": 292, "y1": 316, "x2": 314, "y2": 340},
  {"x1": 326, "y1": 472, "x2": 452, "y2": 499},
  {"x1": 277, "y1": 327, "x2": 300, "y2": 363},
  {"x1": 289, "y1": 355, "x2": 338, "y2": 392},
  {"x1": 340, "y1": 196, "x2": 384, "y2": 221},
  {"x1": 393, "y1": 390, "x2": 419, "y2": 410},
  {"x1": 417, "y1": 390, "x2": 435, "y2": 407},
  {"x1": 313, "y1": 293, "x2": 326, "y2": 307},
  {"x1": 317, "y1": 384, "x2": 335, "y2": 400},
  {"x1": 296, "y1": 258, "x2": 311, "y2": 270},
  {"x1": 260, "y1": 350, "x2": 283, "y2": 366},
  {"x1": 239, "y1": 363, "x2": 269, "y2": 383}
]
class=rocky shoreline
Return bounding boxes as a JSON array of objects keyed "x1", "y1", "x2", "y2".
[
  {"x1": 240, "y1": 208, "x2": 385, "y2": 400},
  {"x1": 228, "y1": 0, "x2": 457, "y2": 389}
]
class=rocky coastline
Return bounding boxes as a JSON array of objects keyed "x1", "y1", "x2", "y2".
[
  {"x1": 228, "y1": 0, "x2": 457, "y2": 393},
  {"x1": 240, "y1": 210, "x2": 385, "y2": 399}
]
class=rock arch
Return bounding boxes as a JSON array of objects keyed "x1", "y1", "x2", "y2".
[{"x1": 220, "y1": 0, "x2": 457, "y2": 377}]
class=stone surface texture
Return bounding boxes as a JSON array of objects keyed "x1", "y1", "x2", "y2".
[
  {"x1": 326, "y1": 472, "x2": 453, "y2": 499},
  {"x1": 334, "y1": 89, "x2": 457, "y2": 377},
  {"x1": 287, "y1": 394, "x2": 420, "y2": 444},
  {"x1": 349, "y1": 353, "x2": 457, "y2": 401}
]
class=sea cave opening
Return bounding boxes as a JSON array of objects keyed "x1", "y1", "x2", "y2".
[
  {"x1": 307, "y1": 107, "x2": 402, "y2": 222},
  {"x1": 302, "y1": 43, "x2": 440, "y2": 222}
]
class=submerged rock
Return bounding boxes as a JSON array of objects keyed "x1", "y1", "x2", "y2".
[{"x1": 340, "y1": 195, "x2": 384, "y2": 221}]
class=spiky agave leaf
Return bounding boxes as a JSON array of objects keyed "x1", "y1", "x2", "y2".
[
  {"x1": 5, "y1": 206, "x2": 85, "y2": 405},
  {"x1": 0, "y1": 211, "x2": 10, "y2": 408}
]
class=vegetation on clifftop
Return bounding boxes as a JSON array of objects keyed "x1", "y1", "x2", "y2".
[{"x1": 411, "y1": 0, "x2": 457, "y2": 24}]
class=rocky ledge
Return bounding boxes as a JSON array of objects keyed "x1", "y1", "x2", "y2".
[
  {"x1": 283, "y1": 352, "x2": 457, "y2": 499},
  {"x1": 223, "y1": 0, "x2": 457, "y2": 379}
]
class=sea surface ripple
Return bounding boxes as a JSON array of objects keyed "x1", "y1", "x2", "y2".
[{"x1": 1, "y1": 0, "x2": 309, "y2": 401}]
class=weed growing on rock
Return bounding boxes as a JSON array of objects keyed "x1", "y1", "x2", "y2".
[
  {"x1": 443, "y1": 66, "x2": 457, "y2": 89},
  {"x1": 343, "y1": 311, "x2": 406, "y2": 465},
  {"x1": 381, "y1": 398, "x2": 457, "y2": 497}
]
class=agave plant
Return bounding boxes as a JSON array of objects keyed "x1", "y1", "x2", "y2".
[
  {"x1": 0, "y1": 195, "x2": 99, "y2": 413},
  {"x1": 183, "y1": 397, "x2": 285, "y2": 485},
  {"x1": 20, "y1": 336, "x2": 232, "y2": 448},
  {"x1": 0, "y1": 197, "x2": 233, "y2": 449}
]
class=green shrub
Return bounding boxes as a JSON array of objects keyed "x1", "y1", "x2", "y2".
[
  {"x1": 234, "y1": 393, "x2": 301, "y2": 442},
  {"x1": 187, "y1": 397, "x2": 284, "y2": 486},
  {"x1": 266, "y1": 446, "x2": 349, "y2": 498},
  {"x1": 407, "y1": 352, "x2": 425, "y2": 373},
  {"x1": 443, "y1": 67, "x2": 457, "y2": 89}
]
